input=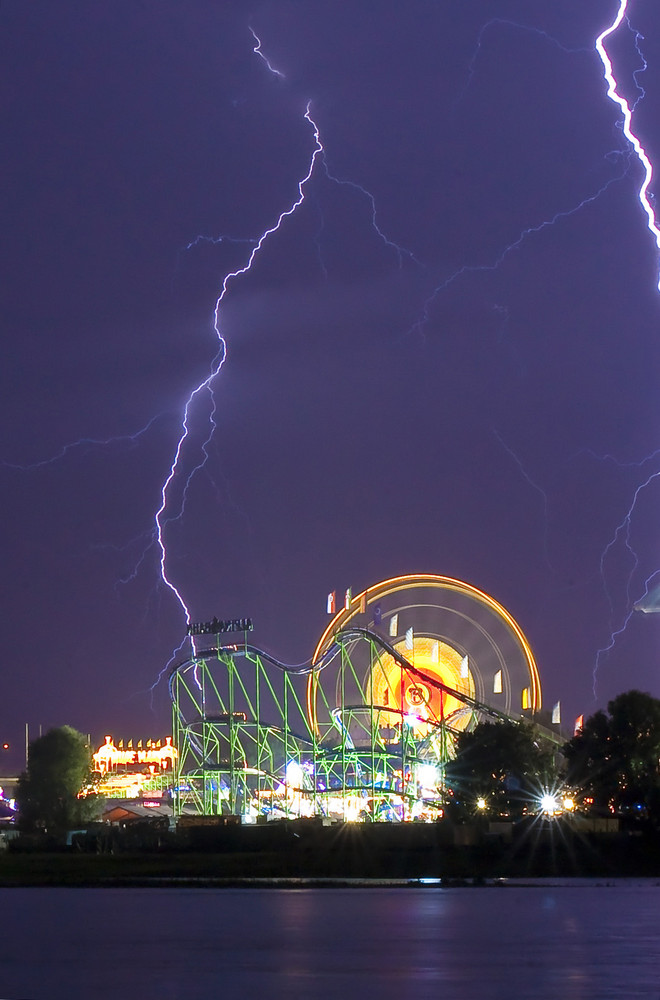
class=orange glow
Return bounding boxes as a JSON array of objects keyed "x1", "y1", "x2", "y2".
[
  {"x1": 93, "y1": 736, "x2": 177, "y2": 773},
  {"x1": 367, "y1": 636, "x2": 475, "y2": 736},
  {"x1": 308, "y1": 573, "x2": 542, "y2": 732}
]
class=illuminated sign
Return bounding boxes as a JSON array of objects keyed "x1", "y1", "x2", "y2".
[
  {"x1": 187, "y1": 617, "x2": 253, "y2": 636},
  {"x1": 93, "y1": 736, "x2": 177, "y2": 774}
]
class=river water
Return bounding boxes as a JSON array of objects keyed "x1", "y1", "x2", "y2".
[{"x1": 4, "y1": 880, "x2": 660, "y2": 999}]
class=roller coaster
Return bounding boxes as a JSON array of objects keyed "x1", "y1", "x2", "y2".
[{"x1": 170, "y1": 573, "x2": 543, "y2": 821}]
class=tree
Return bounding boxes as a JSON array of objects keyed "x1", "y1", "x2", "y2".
[
  {"x1": 445, "y1": 718, "x2": 556, "y2": 818},
  {"x1": 16, "y1": 726, "x2": 103, "y2": 836},
  {"x1": 563, "y1": 690, "x2": 660, "y2": 822}
]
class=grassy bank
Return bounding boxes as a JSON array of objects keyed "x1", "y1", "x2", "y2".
[{"x1": 2, "y1": 819, "x2": 660, "y2": 885}]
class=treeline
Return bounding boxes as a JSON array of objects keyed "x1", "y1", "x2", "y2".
[
  {"x1": 14, "y1": 689, "x2": 660, "y2": 838},
  {"x1": 447, "y1": 690, "x2": 660, "y2": 826}
]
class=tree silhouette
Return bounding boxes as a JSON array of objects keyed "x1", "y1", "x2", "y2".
[
  {"x1": 563, "y1": 690, "x2": 660, "y2": 822},
  {"x1": 445, "y1": 718, "x2": 555, "y2": 818},
  {"x1": 16, "y1": 726, "x2": 103, "y2": 836}
]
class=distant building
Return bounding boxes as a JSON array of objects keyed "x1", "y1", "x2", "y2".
[
  {"x1": 93, "y1": 736, "x2": 177, "y2": 773},
  {"x1": 91, "y1": 736, "x2": 177, "y2": 800},
  {"x1": 103, "y1": 801, "x2": 172, "y2": 824}
]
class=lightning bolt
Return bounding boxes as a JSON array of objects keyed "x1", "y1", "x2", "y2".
[
  {"x1": 456, "y1": 18, "x2": 590, "y2": 113},
  {"x1": 590, "y1": 3, "x2": 660, "y2": 695},
  {"x1": 492, "y1": 429, "x2": 553, "y2": 574},
  {"x1": 406, "y1": 0, "x2": 646, "y2": 340},
  {"x1": 408, "y1": 172, "x2": 627, "y2": 340},
  {"x1": 445, "y1": 6, "x2": 660, "y2": 700},
  {"x1": 154, "y1": 29, "x2": 421, "y2": 633},
  {"x1": 250, "y1": 26, "x2": 285, "y2": 79},
  {"x1": 593, "y1": 464, "x2": 660, "y2": 696},
  {"x1": 411, "y1": 6, "x2": 654, "y2": 342},
  {"x1": 320, "y1": 160, "x2": 420, "y2": 268},
  {"x1": 183, "y1": 234, "x2": 257, "y2": 253},
  {"x1": 596, "y1": 0, "x2": 660, "y2": 289},
  {"x1": 5, "y1": 24, "x2": 412, "y2": 697},
  {"x1": 151, "y1": 27, "x2": 423, "y2": 686},
  {"x1": 156, "y1": 99, "x2": 323, "y2": 632},
  {"x1": 1, "y1": 414, "x2": 165, "y2": 471}
]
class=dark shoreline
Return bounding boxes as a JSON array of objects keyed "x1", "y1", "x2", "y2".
[
  {"x1": 4, "y1": 875, "x2": 660, "y2": 889},
  {"x1": 4, "y1": 817, "x2": 660, "y2": 886}
]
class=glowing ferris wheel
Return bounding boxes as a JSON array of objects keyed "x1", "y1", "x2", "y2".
[
  {"x1": 169, "y1": 572, "x2": 542, "y2": 820},
  {"x1": 310, "y1": 573, "x2": 542, "y2": 737}
]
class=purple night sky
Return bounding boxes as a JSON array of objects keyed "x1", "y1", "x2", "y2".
[{"x1": 2, "y1": 1, "x2": 659, "y2": 770}]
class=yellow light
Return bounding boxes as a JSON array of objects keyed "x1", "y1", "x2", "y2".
[
  {"x1": 93, "y1": 735, "x2": 177, "y2": 773},
  {"x1": 477, "y1": 797, "x2": 487, "y2": 810},
  {"x1": 562, "y1": 797, "x2": 575, "y2": 811},
  {"x1": 308, "y1": 573, "x2": 542, "y2": 735},
  {"x1": 367, "y1": 635, "x2": 476, "y2": 737}
]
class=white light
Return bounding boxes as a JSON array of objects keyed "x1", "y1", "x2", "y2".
[
  {"x1": 540, "y1": 793, "x2": 558, "y2": 815},
  {"x1": 416, "y1": 764, "x2": 437, "y2": 789},
  {"x1": 344, "y1": 798, "x2": 361, "y2": 822},
  {"x1": 285, "y1": 761, "x2": 304, "y2": 787},
  {"x1": 477, "y1": 797, "x2": 487, "y2": 810}
]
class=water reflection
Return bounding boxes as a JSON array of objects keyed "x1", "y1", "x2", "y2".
[{"x1": 3, "y1": 882, "x2": 660, "y2": 999}]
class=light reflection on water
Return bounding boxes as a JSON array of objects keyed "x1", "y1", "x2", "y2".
[{"x1": 4, "y1": 882, "x2": 660, "y2": 999}]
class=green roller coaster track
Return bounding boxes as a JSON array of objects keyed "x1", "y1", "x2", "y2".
[{"x1": 170, "y1": 625, "x2": 543, "y2": 822}]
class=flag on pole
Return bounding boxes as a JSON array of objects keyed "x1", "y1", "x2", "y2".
[
  {"x1": 493, "y1": 670, "x2": 502, "y2": 694},
  {"x1": 389, "y1": 613, "x2": 398, "y2": 637},
  {"x1": 327, "y1": 591, "x2": 336, "y2": 614},
  {"x1": 460, "y1": 655, "x2": 468, "y2": 678},
  {"x1": 574, "y1": 714, "x2": 584, "y2": 734},
  {"x1": 405, "y1": 627, "x2": 414, "y2": 650},
  {"x1": 552, "y1": 701, "x2": 561, "y2": 725},
  {"x1": 359, "y1": 592, "x2": 367, "y2": 614},
  {"x1": 431, "y1": 641, "x2": 439, "y2": 664},
  {"x1": 373, "y1": 604, "x2": 382, "y2": 625},
  {"x1": 344, "y1": 587, "x2": 352, "y2": 610},
  {"x1": 522, "y1": 687, "x2": 530, "y2": 710}
]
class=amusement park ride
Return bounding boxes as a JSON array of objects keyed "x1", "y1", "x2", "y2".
[{"x1": 170, "y1": 574, "x2": 544, "y2": 822}]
